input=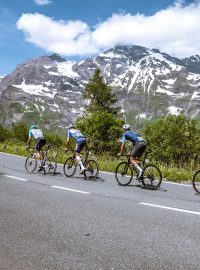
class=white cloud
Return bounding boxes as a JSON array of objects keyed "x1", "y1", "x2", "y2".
[
  {"x1": 33, "y1": 0, "x2": 51, "y2": 6},
  {"x1": 17, "y1": 1, "x2": 200, "y2": 58}
]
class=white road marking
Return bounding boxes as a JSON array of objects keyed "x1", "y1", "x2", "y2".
[
  {"x1": 140, "y1": 202, "x2": 200, "y2": 215},
  {"x1": 5, "y1": 175, "x2": 28, "y2": 181},
  {"x1": 51, "y1": 185, "x2": 91, "y2": 194},
  {"x1": 0, "y1": 151, "x2": 25, "y2": 159},
  {"x1": 164, "y1": 181, "x2": 191, "y2": 187}
]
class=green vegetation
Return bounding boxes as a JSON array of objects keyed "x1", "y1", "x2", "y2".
[{"x1": 143, "y1": 115, "x2": 200, "y2": 166}]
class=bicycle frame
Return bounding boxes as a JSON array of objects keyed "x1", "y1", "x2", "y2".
[
  {"x1": 41, "y1": 144, "x2": 51, "y2": 161},
  {"x1": 122, "y1": 151, "x2": 148, "y2": 169}
]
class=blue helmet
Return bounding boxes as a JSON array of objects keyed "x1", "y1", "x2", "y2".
[{"x1": 30, "y1": 124, "x2": 38, "y2": 130}]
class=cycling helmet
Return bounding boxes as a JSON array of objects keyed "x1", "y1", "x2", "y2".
[
  {"x1": 122, "y1": 124, "x2": 130, "y2": 131},
  {"x1": 30, "y1": 124, "x2": 38, "y2": 129},
  {"x1": 67, "y1": 123, "x2": 75, "y2": 129}
]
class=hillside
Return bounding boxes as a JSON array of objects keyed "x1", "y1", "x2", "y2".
[{"x1": 0, "y1": 45, "x2": 200, "y2": 129}]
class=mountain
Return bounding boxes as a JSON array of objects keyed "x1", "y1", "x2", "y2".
[{"x1": 0, "y1": 45, "x2": 200, "y2": 130}]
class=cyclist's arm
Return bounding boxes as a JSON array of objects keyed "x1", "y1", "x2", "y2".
[
  {"x1": 66, "y1": 130, "x2": 73, "y2": 150},
  {"x1": 118, "y1": 134, "x2": 126, "y2": 155},
  {"x1": 119, "y1": 143, "x2": 125, "y2": 155},
  {"x1": 27, "y1": 130, "x2": 32, "y2": 146}
]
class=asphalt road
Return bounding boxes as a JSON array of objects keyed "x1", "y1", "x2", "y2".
[{"x1": 1, "y1": 152, "x2": 200, "y2": 270}]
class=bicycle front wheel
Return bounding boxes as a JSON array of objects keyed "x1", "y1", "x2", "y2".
[
  {"x1": 115, "y1": 162, "x2": 133, "y2": 186},
  {"x1": 25, "y1": 155, "x2": 37, "y2": 173},
  {"x1": 192, "y1": 169, "x2": 200, "y2": 194},
  {"x1": 63, "y1": 157, "x2": 76, "y2": 177},
  {"x1": 84, "y1": 159, "x2": 99, "y2": 180},
  {"x1": 44, "y1": 156, "x2": 57, "y2": 175},
  {"x1": 142, "y1": 164, "x2": 162, "y2": 189}
]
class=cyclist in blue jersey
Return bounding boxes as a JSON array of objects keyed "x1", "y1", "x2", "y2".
[
  {"x1": 118, "y1": 124, "x2": 147, "y2": 178},
  {"x1": 65, "y1": 124, "x2": 86, "y2": 174},
  {"x1": 27, "y1": 124, "x2": 46, "y2": 171}
]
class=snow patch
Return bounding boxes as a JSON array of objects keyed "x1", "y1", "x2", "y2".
[
  {"x1": 187, "y1": 73, "x2": 200, "y2": 81},
  {"x1": 168, "y1": 106, "x2": 182, "y2": 115},
  {"x1": 13, "y1": 78, "x2": 57, "y2": 98},
  {"x1": 163, "y1": 78, "x2": 177, "y2": 84},
  {"x1": 136, "y1": 113, "x2": 147, "y2": 119},
  {"x1": 191, "y1": 91, "x2": 200, "y2": 100},
  {"x1": 56, "y1": 62, "x2": 79, "y2": 77}
]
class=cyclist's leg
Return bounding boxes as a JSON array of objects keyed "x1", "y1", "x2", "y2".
[
  {"x1": 35, "y1": 141, "x2": 40, "y2": 160},
  {"x1": 39, "y1": 139, "x2": 46, "y2": 161},
  {"x1": 36, "y1": 139, "x2": 46, "y2": 170},
  {"x1": 130, "y1": 142, "x2": 147, "y2": 176},
  {"x1": 75, "y1": 139, "x2": 86, "y2": 173}
]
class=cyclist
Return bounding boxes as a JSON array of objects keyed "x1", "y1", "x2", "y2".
[
  {"x1": 27, "y1": 124, "x2": 46, "y2": 171},
  {"x1": 65, "y1": 124, "x2": 86, "y2": 174},
  {"x1": 117, "y1": 124, "x2": 147, "y2": 178}
]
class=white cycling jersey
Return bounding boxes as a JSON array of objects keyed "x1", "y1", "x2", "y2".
[{"x1": 29, "y1": 128, "x2": 44, "y2": 139}]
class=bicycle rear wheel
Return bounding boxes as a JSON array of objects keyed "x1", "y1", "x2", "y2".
[
  {"x1": 84, "y1": 159, "x2": 99, "y2": 180},
  {"x1": 115, "y1": 162, "x2": 133, "y2": 186},
  {"x1": 44, "y1": 156, "x2": 57, "y2": 175},
  {"x1": 142, "y1": 164, "x2": 162, "y2": 189},
  {"x1": 192, "y1": 169, "x2": 200, "y2": 194},
  {"x1": 25, "y1": 155, "x2": 37, "y2": 173},
  {"x1": 63, "y1": 157, "x2": 76, "y2": 177}
]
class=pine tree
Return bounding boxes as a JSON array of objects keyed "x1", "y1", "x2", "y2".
[
  {"x1": 83, "y1": 69, "x2": 119, "y2": 114},
  {"x1": 76, "y1": 69, "x2": 123, "y2": 153}
]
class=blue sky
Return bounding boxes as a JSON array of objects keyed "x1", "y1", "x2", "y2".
[{"x1": 0, "y1": 0, "x2": 199, "y2": 76}]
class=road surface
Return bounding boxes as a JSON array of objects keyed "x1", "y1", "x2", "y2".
[{"x1": 0, "y1": 152, "x2": 200, "y2": 270}]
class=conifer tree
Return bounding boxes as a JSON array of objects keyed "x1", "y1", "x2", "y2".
[{"x1": 76, "y1": 69, "x2": 123, "y2": 153}]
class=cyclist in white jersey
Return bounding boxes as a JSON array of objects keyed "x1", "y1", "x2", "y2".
[
  {"x1": 65, "y1": 124, "x2": 86, "y2": 174},
  {"x1": 27, "y1": 124, "x2": 46, "y2": 171}
]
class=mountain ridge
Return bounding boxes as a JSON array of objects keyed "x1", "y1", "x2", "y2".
[{"x1": 0, "y1": 44, "x2": 200, "y2": 130}]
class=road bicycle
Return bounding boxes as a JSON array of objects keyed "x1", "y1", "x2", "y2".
[
  {"x1": 192, "y1": 169, "x2": 200, "y2": 194},
  {"x1": 25, "y1": 144, "x2": 57, "y2": 175},
  {"x1": 115, "y1": 151, "x2": 162, "y2": 189},
  {"x1": 63, "y1": 145, "x2": 99, "y2": 180}
]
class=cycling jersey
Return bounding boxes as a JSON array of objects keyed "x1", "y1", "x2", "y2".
[
  {"x1": 29, "y1": 128, "x2": 44, "y2": 140},
  {"x1": 67, "y1": 129, "x2": 85, "y2": 143},
  {"x1": 121, "y1": 131, "x2": 145, "y2": 144}
]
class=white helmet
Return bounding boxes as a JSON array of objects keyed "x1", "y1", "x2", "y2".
[
  {"x1": 67, "y1": 123, "x2": 75, "y2": 129},
  {"x1": 122, "y1": 124, "x2": 130, "y2": 131}
]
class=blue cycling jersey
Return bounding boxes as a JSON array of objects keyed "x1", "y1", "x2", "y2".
[
  {"x1": 121, "y1": 131, "x2": 145, "y2": 144},
  {"x1": 67, "y1": 129, "x2": 85, "y2": 143}
]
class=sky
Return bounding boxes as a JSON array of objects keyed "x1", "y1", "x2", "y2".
[{"x1": 0, "y1": 0, "x2": 200, "y2": 76}]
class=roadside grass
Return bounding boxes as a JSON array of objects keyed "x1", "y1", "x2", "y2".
[{"x1": 0, "y1": 141, "x2": 198, "y2": 183}]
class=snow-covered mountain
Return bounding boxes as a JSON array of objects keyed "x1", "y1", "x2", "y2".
[{"x1": 1, "y1": 45, "x2": 200, "y2": 129}]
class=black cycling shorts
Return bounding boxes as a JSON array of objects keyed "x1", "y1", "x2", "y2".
[
  {"x1": 75, "y1": 138, "x2": 86, "y2": 153},
  {"x1": 131, "y1": 141, "x2": 147, "y2": 158},
  {"x1": 35, "y1": 138, "x2": 46, "y2": 151}
]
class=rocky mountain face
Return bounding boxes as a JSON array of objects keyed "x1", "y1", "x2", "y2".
[{"x1": 0, "y1": 45, "x2": 200, "y2": 130}]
